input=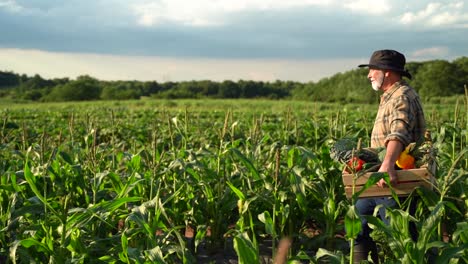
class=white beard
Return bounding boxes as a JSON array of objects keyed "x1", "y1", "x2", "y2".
[
  {"x1": 371, "y1": 72, "x2": 384, "y2": 91},
  {"x1": 372, "y1": 82, "x2": 381, "y2": 91}
]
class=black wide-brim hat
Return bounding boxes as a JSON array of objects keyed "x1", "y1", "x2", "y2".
[{"x1": 358, "y1": 49, "x2": 412, "y2": 79}]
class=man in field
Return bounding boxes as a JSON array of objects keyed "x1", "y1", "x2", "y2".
[{"x1": 354, "y1": 49, "x2": 426, "y2": 262}]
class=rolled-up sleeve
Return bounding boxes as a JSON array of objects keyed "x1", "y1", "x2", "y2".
[{"x1": 385, "y1": 95, "x2": 413, "y2": 146}]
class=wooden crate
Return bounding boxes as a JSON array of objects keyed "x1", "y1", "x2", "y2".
[{"x1": 342, "y1": 167, "x2": 435, "y2": 199}]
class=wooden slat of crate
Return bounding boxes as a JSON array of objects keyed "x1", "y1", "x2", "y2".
[{"x1": 342, "y1": 168, "x2": 434, "y2": 198}]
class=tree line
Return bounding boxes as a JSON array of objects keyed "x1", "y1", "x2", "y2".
[{"x1": 1, "y1": 57, "x2": 466, "y2": 103}]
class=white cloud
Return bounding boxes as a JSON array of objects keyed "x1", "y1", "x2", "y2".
[
  {"x1": 0, "y1": 0, "x2": 23, "y2": 12},
  {"x1": 131, "y1": 0, "x2": 335, "y2": 27},
  {"x1": 400, "y1": 1, "x2": 468, "y2": 28},
  {"x1": 1, "y1": 1, "x2": 466, "y2": 65},
  {"x1": 343, "y1": 0, "x2": 391, "y2": 15},
  {"x1": 132, "y1": 0, "x2": 226, "y2": 27},
  {"x1": 409, "y1": 46, "x2": 450, "y2": 60}
]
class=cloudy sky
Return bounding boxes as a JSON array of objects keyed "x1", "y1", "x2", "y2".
[{"x1": 0, "y1": 0, "x2": 467, "y2": 82}]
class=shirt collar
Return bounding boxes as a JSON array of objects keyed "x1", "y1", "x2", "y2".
[{"x1": 380, "y1": 81, "x2": 406, "y2": 104}]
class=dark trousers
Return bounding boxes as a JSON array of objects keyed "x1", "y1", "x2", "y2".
[{"x1": 353, "y1": 196, "x2": 418, "y2": 262}]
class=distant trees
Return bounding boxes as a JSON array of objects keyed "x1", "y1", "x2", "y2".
[
  {"x1": 101, "y1": 83, "x2": 140, "y2": 100},
  {"x1": 453, "y1": 56, "x2": 468, "y2": 73},
  {"x1": 218, "y1": 80, "x2": 240, "y2": 98},
  {"x1": 0, "y1": 71, "x2": 20, "y2": 88},
  {"x1": 1, "y1": 56, "x2": 466, "y2": 103},
  {"x1": 453, "y1": 56, "x2": 468, "y2": 90},
  {"x1": 291, "y1": 69, "x2": 379, "y2": 103},
  {"x1": 411, "y1": 59, "x2": 466, "y2": 99},
  {"x1": 46, "y1": 75, "x2": 101, "y2": 101}
]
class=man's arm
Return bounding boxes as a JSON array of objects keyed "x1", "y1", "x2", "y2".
[{"x1": 377, "y1": 140, "x2": 403, "y2": 187}]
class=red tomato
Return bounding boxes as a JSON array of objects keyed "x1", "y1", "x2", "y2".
[{"x1": 346, "y1": 157, "x2": 365, "y2": 172}]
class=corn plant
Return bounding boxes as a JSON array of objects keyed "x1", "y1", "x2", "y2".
[{"x1": 0, "y1": 99, "x2": 466, "y2": 263}]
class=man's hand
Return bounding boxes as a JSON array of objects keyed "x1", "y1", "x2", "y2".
[
  {"x1": 377, "y1": 163, "x2": 398, "y2": 187},
  {"x1": 377, "y1": 140, "x2": 403, "y2": 188}
]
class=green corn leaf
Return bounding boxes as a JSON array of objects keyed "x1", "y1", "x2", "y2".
[
  {"x1": 21, "y1": 238, "x2": 53, "y2": 252},
  {"x1": 227, "y1": 181, "x2": 245, "y2": 200},
  {"x1": 146, "y1": 246, "x2": 166, "y2": 263},
  {"x1": 107, "y1": 171, "x2": 124, "y2": 194},
  {"x1": 127, "y1": 208, "x2": 155, "y2": 240},
  {"x1": 315, "y1": 248, "x2": 344, "y2": 263},
  {"x1": 9, "y1": 240, "x2": 20, "y2": 264},
  {"x1": 365, "y1": 215, "x2": 392, "y2": 235},
  {"x1": 233, "y1": 233, "x2": 259, "y2": 264},
  {"x1": 228, "y1": 148, "x2": 261, "y2": 181},
  {"x1": 289, "y1": 170, "x2": 308, "y2": 213},
  {"x1": 117, "y1": 176, "x2": 144, "y2": 199},
  {"x1": 185, "y1": 167, "x2": 201, "y2": 181},
  {"x1": 258, "y1": 211, "x2": 275, "y2": 236},
  {"x1": 120, "y1": 232, "x2": 129, "y2": 263},
  {"x1": 59, "y1": 151, "x2": 73, "y2": 164},
  {"x1": 444, "y1": 200, "x2": 462, "y2": 215},
  {"x1": 414, "y1": 186, "x2": 439, "y2": 207},
  {"x1": 434, "y1": 243, "x2": 468, "y2": 263},
  {"x1": 66, "y1": 197, "x2": 141, "y2": 232},
  {"x1": 130, "y1": 154, "x2": 141, "y2": 170},
  {"x1": 417, "y1": 202, "x2": 445, "y2": 251},
  {"x1": 344, "y1": 205, "x2": 361, "y2": 240},
  {"x1": 0, "y1": 184, "x2": 15, "y2": 193},
  {"x1": 98, "y1": 255, "x2": 114, "y2": 261},
  {"x1": 453, "y1": 222, "x2": 468, "y2": 243},
  {"x1": 287, "y1": 147, "x2": 297, "y2": 168},
  {"x1": 23, "y1": 162, "x2": 60, "y2": 217},
  {"x1": 10, "y1": 172, "x2": 23, "y2": 193}
]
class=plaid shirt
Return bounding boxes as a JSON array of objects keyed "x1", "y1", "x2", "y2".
[{"x1": 371, "y1": 81, "x2": 426, "y2": 148}]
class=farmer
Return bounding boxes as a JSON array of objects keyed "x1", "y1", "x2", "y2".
[{"x1": 354, "y1": 49, "x2": 426, "y2": 262}]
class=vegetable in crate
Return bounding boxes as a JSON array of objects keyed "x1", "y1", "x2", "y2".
[
  {"x1": 396, "y1": 142, "x2": 416, "y2": 169},
  {"x1": 415, "y1": 130, "x2": 438, "y2": 169},
  {"x1": 330, "y1": 138, "x2": 380, "y2": 163},
  {"x1": 395, "y1": 135, "x2": 437, "y2": 170},
  {"x1": 346, "y1": 157, "x2": 365, "y2": 172}
]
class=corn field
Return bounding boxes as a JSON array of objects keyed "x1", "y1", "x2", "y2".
[{"x1": 0, "y1": 98, "x2": 467, "y2": 263}]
